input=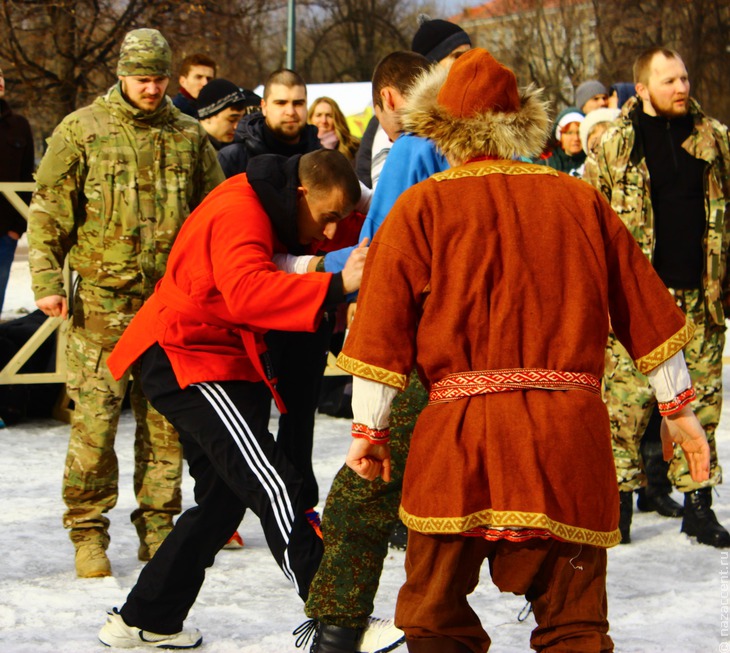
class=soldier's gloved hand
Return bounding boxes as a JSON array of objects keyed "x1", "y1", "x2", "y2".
[{"x1": 36, "y1": 294, "x2": 68, "y2": 319}]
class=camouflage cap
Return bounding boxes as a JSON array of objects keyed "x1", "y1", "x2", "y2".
[{"x1": 117, "y1": 28, "x2": 171, "y2": 77}]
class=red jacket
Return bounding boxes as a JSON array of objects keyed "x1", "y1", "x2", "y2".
[{"x1": 107, "y1": 173, "x2": 333, "y2": 394}]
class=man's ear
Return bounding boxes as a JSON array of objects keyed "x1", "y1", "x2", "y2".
[
  {"x1": 635, "y1": 82, "x2": 649, "y2": 103},
  {"x1": 379, "y1": 87, "x2": 397, "y2": 112}
]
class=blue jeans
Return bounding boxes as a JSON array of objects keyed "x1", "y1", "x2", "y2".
[{"x1": 0, "y1": 234, "x2": 18, "y2": 314}]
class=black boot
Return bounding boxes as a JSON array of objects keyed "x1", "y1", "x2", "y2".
[
  {"x1": 294, "y1": 620, "x2": 361, "y2": 653},
  {"x1": 636, "y1": 487, "x2": 684, "y2": 518},
  {"x1": 619, "y1": 491, "x2": 633, "y2": 544},
  {"x1": 388, "y1": 520, "x2": 408, "y2": 551},
  {"x1": 637, "y1": 408, "x2": 683, "y2": 518},
  {"x1": 681, "y1": 489, "x2": 730, "y2": 548},
  {"x1": 313, "y1": 623, "x2": 361, "y2": 653}
]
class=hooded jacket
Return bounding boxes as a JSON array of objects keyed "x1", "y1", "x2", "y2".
[
  {"x1": 217, "y1": 112, "x2": 321, "y2": 178},
  {"x1": 0, "y1": 99, "x2": 34, "y2": 236},
  {"x1": 107, "y1": 155, "x2": 342, "y2": 392},
  {"x1": 28, "y1": 83, "x2": 224, "y2": 300},
  {"x1": 584, "y1": 96, "x2": 730, "y2": 325}
]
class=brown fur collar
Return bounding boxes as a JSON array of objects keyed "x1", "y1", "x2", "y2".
[{"x1": 400, "y1": 64, "x2": 550, "y2": 162}]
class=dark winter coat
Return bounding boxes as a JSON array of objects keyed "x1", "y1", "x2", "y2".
[
  {"x1": 0, "y1": 99, "x2": 34, "y2": 235},
  {"x1": 217, "y1": 112, "x2": 321, "y2": 178}
]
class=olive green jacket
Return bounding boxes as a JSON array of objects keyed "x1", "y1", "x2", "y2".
[
  {"x1": 584, "y1": 96, "x2": 730, "y2": 325},
  {"x1": 28, "y1": 83, "x2": 224, "y2": 300}
]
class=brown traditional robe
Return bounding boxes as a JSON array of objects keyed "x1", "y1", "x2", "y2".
[{"x1": 339, "y1": 159, "x2": 693, "y2": 548}]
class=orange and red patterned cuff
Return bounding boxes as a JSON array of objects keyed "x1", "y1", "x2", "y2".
[
  {"x1": 351, "y1": 422, "x2": 390, "y2": 445},
  {"x1": 658, "y1": 387, "x2": 696, "y2": 416}
]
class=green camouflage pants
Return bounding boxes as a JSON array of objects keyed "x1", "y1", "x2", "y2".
[
  {"x1": 305, "y1": 371, "x2": 427, "y2": 629},
  {"x1": 63, "y1": 283, "x2": 182, "y2": 550},
  {"x1": 603, "y1": 288, "x2": 723, "y2": 493}
]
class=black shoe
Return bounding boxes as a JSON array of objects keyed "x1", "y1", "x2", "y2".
[
  {"x1": 681, "y1": 489, "x2": 730, "y2": 548},
  {"x1": 294, "y1": 620, "x2": 360, "y2": 653},
  {"x1": 388, "y1": 521, "x2": 408, "y2": 551},
  {"x1": 619, "y1": 491, "x2": 633, "y2": 544},
  {"x1": 636, "y1": 488, "x2": 684, "y2": 518}
]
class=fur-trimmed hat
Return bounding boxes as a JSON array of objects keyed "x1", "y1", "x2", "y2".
[
  {"x1": 117, "y1": 28, "x2": 171, "y2": 77},
  {"x1": 400, "y1": 48, "x2": 549, "y2": 163},
  {"x1": 411, "y1": 14, "x2": 471, "y2": 63}
]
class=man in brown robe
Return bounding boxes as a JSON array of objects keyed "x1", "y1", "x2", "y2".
[{"x1": 337, "y1": 49, "x2": 710, "y2": 653}]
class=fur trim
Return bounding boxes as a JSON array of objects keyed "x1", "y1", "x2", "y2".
[{"x1": 401, "y1": 64, "x2": 550, "y2": 162}]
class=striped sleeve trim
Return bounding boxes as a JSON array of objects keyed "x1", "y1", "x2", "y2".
[
  {"x1": 658, "y1": 387, "x2": 697, "y2": 416},
  {"x1": 336, "y1": 352, "x2": 408, "y2": 391},
  {"x1": 352, "y1": 423, "x2": 391, "y2": 445},
  {"x1": 635, "y1": 317, "x2": 695, "y2": 375}
]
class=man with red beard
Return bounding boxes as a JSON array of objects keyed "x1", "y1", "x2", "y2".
[{"x1": 585, "y1": 46, "x2": 730, "y2": 547}]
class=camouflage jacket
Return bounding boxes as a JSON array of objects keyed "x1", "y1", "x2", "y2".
[
  {"x1": 28, "y1": 83, "x2": 224, "y2": 300},
  {"x1": 584, "y1": 96, "x2": 730, "y2": 325}
]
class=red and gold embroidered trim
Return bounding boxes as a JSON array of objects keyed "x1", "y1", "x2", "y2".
[
  {"x1": 352, "y1": 422, "x2": 390, "y2": 444},
  {"x1": 658, "y1": 387, "x2": 697, "y2": 416},
  {"x1": 336, "y1": 353, "x2": 408, "y2": 391},
  {"x1": 635, "y1": 316, "x2": 695, "y2": 375},
  {"x1": 432, "y1": 161, "x2": 559, "y2": 182},
  {"x1": 428, "y1": 368, "x2": 600, "y2": 404},
  {"x1": 399, "y1": 506, "x2": 621, "y2": 548}
]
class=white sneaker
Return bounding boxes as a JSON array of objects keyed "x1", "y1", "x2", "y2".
[
  {"x1": 98, "y1": 608, "x2": 202, "y2": 649},
  {"x1": 357, "y1": 617, "x2": 405, "y2": 653}
]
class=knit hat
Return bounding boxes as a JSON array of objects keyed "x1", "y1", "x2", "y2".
[
  {"x1": 197, "y1": 79, "x2": 248, "y2": 119},
  {"x1": 555, "y1": 110, "x2": 584, "y2": 139},
  {"x1": 574, "y1": 80, "x2": 608, "y2": 113},
  {"x1": 117, "y1": 28, "x2": 171, "y2": 77},
  {"x1": 579, "y1": 107, "x2": 619, "y2": 153},
  {"x1": 437, "y1": 48, "x2": 521, "y2": 117},
  {"x1": 411, "y1": 14, "x2": 471, "y2": 63}
]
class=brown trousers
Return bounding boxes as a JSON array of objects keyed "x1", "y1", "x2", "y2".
[{"x1": 396, "y1": 532, "x2": 613, "y2": 653}]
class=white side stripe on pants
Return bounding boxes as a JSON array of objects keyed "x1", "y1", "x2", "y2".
[{"x1": 193, "y1": 382, "x2": 299, "y2": 592}]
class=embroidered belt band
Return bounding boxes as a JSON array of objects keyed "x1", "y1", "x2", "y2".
[{"x1": 429, "y1": 368, "x2": 601, "y2": 404}]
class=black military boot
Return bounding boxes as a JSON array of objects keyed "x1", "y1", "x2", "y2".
[
  {"x1": 637, "y1": 408, "x2": 683, "y2": 518},
  {"x1": 681, "y1": 488, "x2": 730, "y2": 548},
  {"x1": 295, "y1": 621, "x2": 359, "y2": 653},
  {"x1": 619, "y1": 491, "x2": 633, "y2": 544}
]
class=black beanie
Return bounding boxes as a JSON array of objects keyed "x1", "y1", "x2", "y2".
[
  {"x1": 197, "y1": 79, "x2": 247, "y2": 119},
  {"x1": 411, "y1": 14, "x2": 471, "y2": 63}
]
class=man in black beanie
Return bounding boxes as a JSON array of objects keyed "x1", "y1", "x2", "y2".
[
  {"x1": 197, "y1": 79, "x2": 253, "y2": 150},
  {"x1": 410, "y1": 14, "x2": 471, "y2": 66}
]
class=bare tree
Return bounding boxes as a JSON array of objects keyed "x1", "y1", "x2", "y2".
[
  {"x1": 593, "y1": 0, "x2": 730, "y2": 123},
  {"x1": 296, "y1": 0, "x2": 433, "y2": 83}
]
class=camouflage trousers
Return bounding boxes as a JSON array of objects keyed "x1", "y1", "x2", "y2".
[
  {"x1": 63, "y1": 283, "x2": 182, "y2": 550},
  {"x1": 305, "y1": 371, "x2": 427, "y2": 629},
  {"x1": 603, "y1": 288, "x2": 724, "y2": 493}
]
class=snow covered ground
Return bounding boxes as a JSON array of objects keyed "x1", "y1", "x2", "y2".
[{"x1": 1, "y1": 241, "x2": 729, "y2": 652}]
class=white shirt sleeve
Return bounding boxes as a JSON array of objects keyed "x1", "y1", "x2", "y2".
[
  {"x1": 354, "y1": 181, "x2": 373, "y2": 215},
  {"x1": 271, "y1": 253, "x2": 315, "y2": 274},
  {"x1": 646, "y1": 350, "x2": 692, "y2": 402},
  {"x1": 351, "y1": 375, "x2": 398, "y2": 430}
]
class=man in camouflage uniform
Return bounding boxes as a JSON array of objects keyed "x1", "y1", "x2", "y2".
[
  {"x1": 585, "y1": 46, "x2": 730, "y2": 547},
  {"x1": 27, "y1": 28, "x2": 224, "y2": 578}
]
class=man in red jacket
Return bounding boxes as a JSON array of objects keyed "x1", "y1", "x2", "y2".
[{"x1": 97, "y1": 149, "x2": 367, "y2": 649}]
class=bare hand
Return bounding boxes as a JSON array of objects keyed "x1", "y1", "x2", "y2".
[
  {"x1": 345, "y1": 436, "x2": 391, "y2": 482},
  {"x1": 661, "y1": 405, "x2": 710, "y2": 483},
  {"x1": 36, "y1": 295, "x2": 68, "y2": 319},
  {"x1": 341, "y1": 238, "x2": 369, "y2": 294}
]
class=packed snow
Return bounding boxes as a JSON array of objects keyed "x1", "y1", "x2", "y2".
[{"x1": 0, "y1": 240, "x2": 727, "y2": 652}]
